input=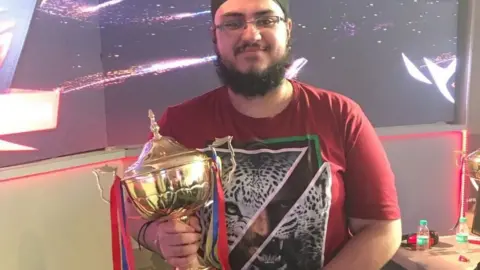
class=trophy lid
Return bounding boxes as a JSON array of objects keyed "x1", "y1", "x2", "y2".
[{"x1": 123, "y1": 110, "x2": 208, "y2": 180}]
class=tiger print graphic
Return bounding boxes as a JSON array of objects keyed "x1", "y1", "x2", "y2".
[{"x1": 198, "y1": 142, "x2": 332, "y2": 270}]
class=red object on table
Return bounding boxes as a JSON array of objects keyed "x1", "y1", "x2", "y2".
[
  {"x1": 469, "y1": 235, "x2": 480, "y2": 245},
  {"x1": 404, "y1": 233, "x2": 437, "y2": 247},
  {"x1": 458, "y1": 255, "x2": 470, "y2": 262}
]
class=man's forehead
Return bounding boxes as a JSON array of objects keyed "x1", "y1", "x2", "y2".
[{"x1": 215, "y1": 0, "x2": 284, "y2": 20}]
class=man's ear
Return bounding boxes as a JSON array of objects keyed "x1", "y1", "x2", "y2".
[
  {"x1": 286, "y1": 18, "x2": 293, "y2": 39},
  {"x1": 211, "y1": 26, "x2": 217, "y2": 44}
]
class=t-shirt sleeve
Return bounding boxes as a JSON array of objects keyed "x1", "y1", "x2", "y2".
[{"x1": 342, "y1": 102, "x2": 401, "y2": 220}]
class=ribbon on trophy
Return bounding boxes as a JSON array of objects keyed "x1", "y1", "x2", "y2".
[
  {"x1": 204, "y1": 151, "x2": 231, "y2": 270},
  {"x1": 110, "y1": 175, "x2": 136, "y2": 270}
]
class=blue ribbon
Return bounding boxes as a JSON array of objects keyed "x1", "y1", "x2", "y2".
[
  {"x1": 120, "y1": 188, "x2": 130, "y2": 270},
  {"x1": 211, "y1": 152, "x2": 220, "y2": 265}
]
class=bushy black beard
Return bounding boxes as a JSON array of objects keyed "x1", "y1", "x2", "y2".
[{"x1": 214, "y1": 50, "x2": 291, "y2": 98}]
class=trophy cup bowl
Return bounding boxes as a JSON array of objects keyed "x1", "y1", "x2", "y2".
[
  {"x1": 122, "y1": 110, "x2": 216, "y2": 221},
  {"x1": 467, "y1": 149, "x2": 480, "y2": 181}
]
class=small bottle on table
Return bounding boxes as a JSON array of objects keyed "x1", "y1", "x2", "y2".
[
  {"x1": 456, "y1": 216, "x2": 469, "y2": 254},
  {"x1": 416, "y1": 219, "x2": 430, "y2": 251}
]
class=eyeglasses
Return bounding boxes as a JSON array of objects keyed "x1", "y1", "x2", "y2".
[{"x1": 214, "y1": 15, "x2": 286, "y2": 32}]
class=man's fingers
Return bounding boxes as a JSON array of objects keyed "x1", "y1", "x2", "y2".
[
  {"x1": 161, "y1": 243, "x2": 200, "y2": 258},
  {"x1": 167, "y1": 254, "x2": 199, "y2": 269},
  {"x1": 155, "y1": 216, "x2": 203, "y2": 269},
  {"x1": 160, "y1": 219, "x2": 196, "y2": 234},
  {"x1": 162, "y1": 232, "x2": 202, "y2": 246}
]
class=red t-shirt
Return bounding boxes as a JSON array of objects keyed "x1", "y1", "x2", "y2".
[{"x1": 155, "y1": 80, "x2": 400, "y2": 269}]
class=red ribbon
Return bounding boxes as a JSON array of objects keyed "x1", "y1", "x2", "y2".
[
  {"x1": 110, "y1": 176, "x2": 136, "y2": 270},
  {"x1": 214, "y1": 166, "x2": 231, "y2": 270}
]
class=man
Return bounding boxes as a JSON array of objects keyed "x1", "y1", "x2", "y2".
[{"x1": 127, "y1": 0, "x2": 402, "y2": 269}]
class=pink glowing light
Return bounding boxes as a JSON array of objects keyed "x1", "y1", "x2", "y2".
[
  {"x1": 0, "y1": 90, "x2": 61, "y2": 151},
  {"x1": 38, "y1": 0, "x2": 210, "y2": 24},
  {"x1": 0, "y1": 90, "x2": 60, "y2": 136},
  {"x1": 402, "y1": 53, "x2": 456, "y2": 103},
  {"x1": 78, "y1": 0, "x2": 124, "y2": 14},
  {"x1": 0, "y1": 140, "x2": 36, "y2": 151},
  {"x1": 285, "y1": 57, "x2": 308, "y2": 79},
  {"x1": 38, "y1": 0, "x2": 88, "y2": 20},
  {"x1": 0, "y1": 20, "x2": 13, "y2": 33},
  {"x1": 39, "y1": 0, "x2": 49, "y2": 8},
  {"x1": 152, "y1": 10, "x2": 211, "y2": 22},
  {"x1": 0, "y1": 20, "x2": 14, "y2": 68},
  {"x1": 60, "y1": 55, "x2": 217, "y2": 93},
  {"x1": 58, "y1": 55, "x2": 309, "y2": 94}
]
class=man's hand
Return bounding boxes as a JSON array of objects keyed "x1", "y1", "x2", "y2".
[{"x1": 153, "y1": 216, "x2": 202, "y2": 270}]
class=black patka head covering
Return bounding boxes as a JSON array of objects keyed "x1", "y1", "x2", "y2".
[{"x1": 210, "y1": 0, "x2": 290, "y2": 20}]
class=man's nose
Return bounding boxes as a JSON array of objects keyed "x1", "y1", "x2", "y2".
[{"x1": 241, "y1": 24, "x2": 262, "y2": 43}]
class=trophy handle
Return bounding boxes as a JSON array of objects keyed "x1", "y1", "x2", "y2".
[
  {"x1": 210, "y1": 136, "x2": 236, "y2": 185},
  {"x1": 455, "y1": 150, "x2": 466, "y2": 167},
  {"x1": 92, "y1": 165, "x2": 118, "y2": 204}
]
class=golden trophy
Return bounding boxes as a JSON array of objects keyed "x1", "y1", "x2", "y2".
[
  {"x1": 94, "y1": 110, "x2": 234, "y2": 270},
  {"x1": 464, "y1": 149, "x2": 480, "y2": 235}
]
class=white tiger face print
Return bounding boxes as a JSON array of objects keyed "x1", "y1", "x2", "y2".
[{"x1": 197, "y1": 147, "x2": 332, "y2": 270}]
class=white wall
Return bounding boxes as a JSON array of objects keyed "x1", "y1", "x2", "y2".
[
  {"x1": 0, "y1": 150, "x2": 167, "y2": 270},
  {"x1": 0, "y1": 158, "x2": 123, "y2": 270},
  {"x1": 381, "y1": 129, "x2": 462, "y2": 234}
]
